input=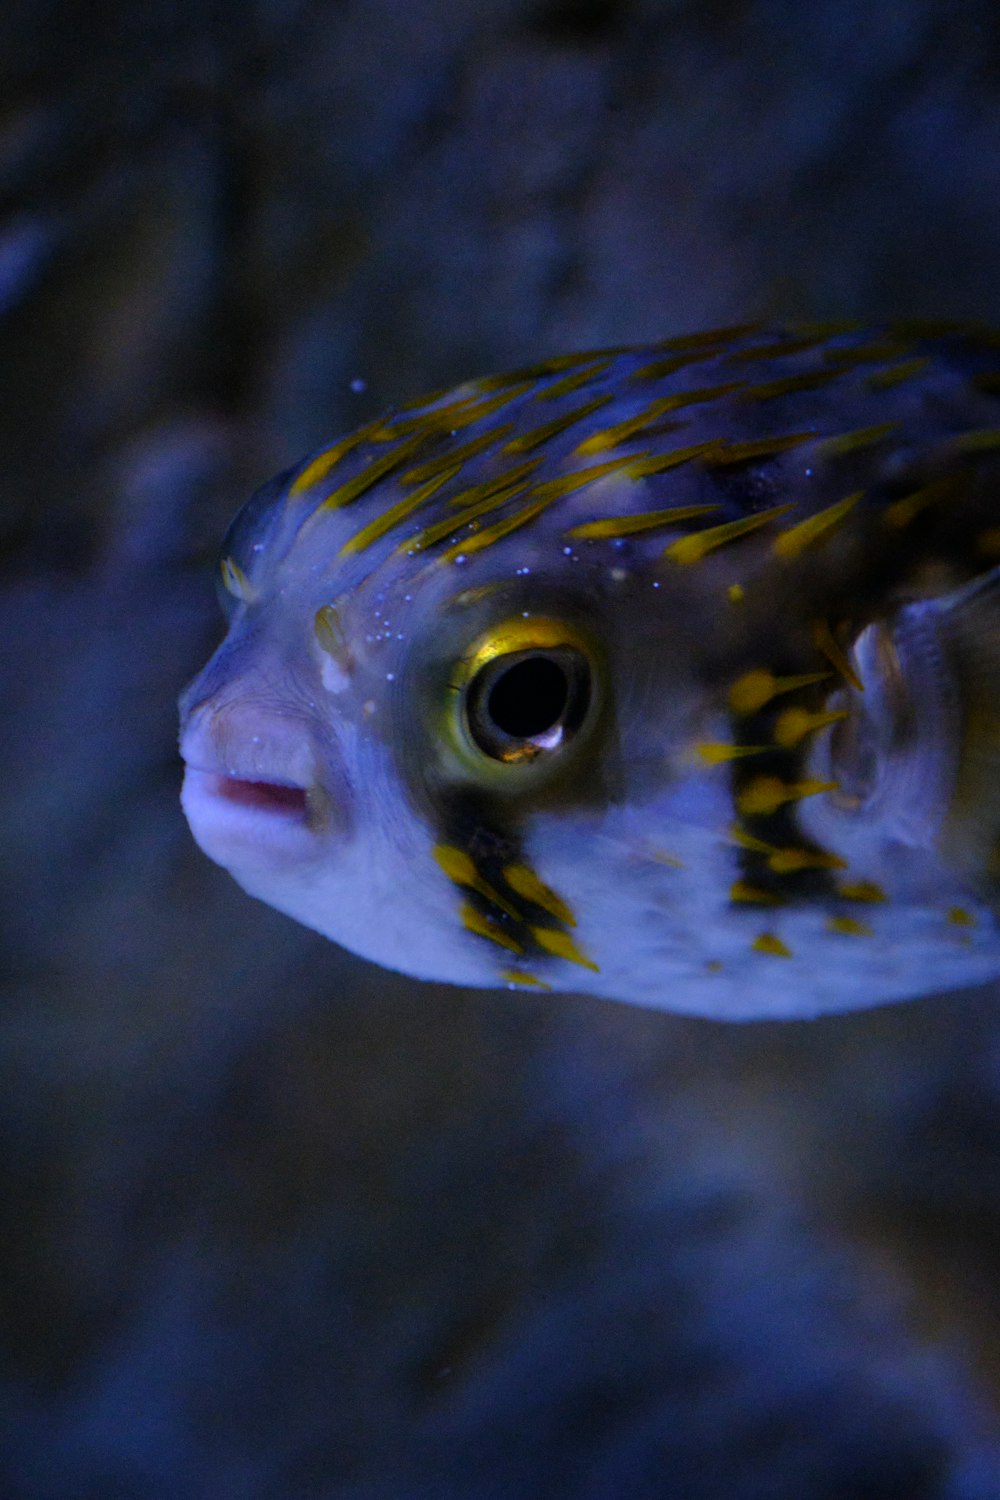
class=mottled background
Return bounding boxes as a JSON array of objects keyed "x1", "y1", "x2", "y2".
[{"x1": 4, "y1": 2, "x2": 1000, "y2": 1496}]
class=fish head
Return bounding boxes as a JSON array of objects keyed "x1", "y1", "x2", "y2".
[{"x1": 178, "y1": 464, "x2": 731, "y2": 997}]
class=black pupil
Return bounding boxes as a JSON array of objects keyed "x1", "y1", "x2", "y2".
[{"x1": 487, "y1": 656, "x2": 569, "y2": 738}]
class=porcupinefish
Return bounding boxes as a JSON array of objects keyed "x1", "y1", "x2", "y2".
[{"x1": 179, "y1": 322, "x2": 1000, "y2": 1018}]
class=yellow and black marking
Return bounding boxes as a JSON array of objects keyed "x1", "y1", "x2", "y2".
[
  {"x1": 867, "y1": 356, "x2": 932, "y2": 390},
  {"x1": 656, "y1": 321, "x2": 766, "y2": 349},
  {"x1": 951, "y1": 428, "x2": 1000, "y2": 456},
  {"x1": 403, "y1": 425, "x2": 515, "y2": 484},
  {"x1": 730, "y1": 880, "x2": 782, "y2": 905},
  {"x1": 530, "y1": 925, "x2": 599, "y2": 971},
  {"x1": 378, "y1": 382, "x2": 536, "y2": 440},
  {"x1": 725, "y1": 333, "x2": 829, "y2": 366},
  {"x1": 821, "y1": 338, "x2": 911, "y2": 370},
  {"x1": 736, "y1": 775, "x2": 839, "y2": 819},
  {"x1": 502, "y1": 863, "x2": 576, "y2": 926},
  {"x1": 702, "y1": 431, "x2": 816, "y2": 465},
  {"x1": 289, "y1": 418, "x2": 389, "y2": 496},
  {"x1": 813, "y1": 422, "x2": 901, "y2": 458},
  {"x1": 402, "y1": 463, "x2": 542, "y2": 555},
  {"x1": 772, "y1": 705, "x2": 849, "y2": 748},
  {"x1": 313, "y1": 603, "x2": 351, "y2": 664},
  {"x1": 319, "y1": 432, "x2": 433, "y2": 511},
  {"x1": 741, "y1": 368, "x2": 844, "y2": 402},
  {"x1": 663, "y1": 503, "x2": 795, "y2": 565},
  {"x1": 431, "y1": 800, "x2": 595, "y2": 978},
  {"x1": 533, "y1": 358, "x2": 617, "y2": 400},
  {"x1": 469, "y1": 350, "x2": 616, "y2": 394},
  {"x1": 339, "y1": 465, "x2": 462, "y2": 557},
  {"x1": 627, "y1": 352, "x2": 727, "y2": 383},
  {"x1": 772, "y1": 491, "x2": 863, "y2": 560},
  {"x1": 445, "y1": 458, "x2": 544, "y2": 510},
  {"x1": 573, "y1": 395, "x2": 690, "y2": 455},
  {"x1": 499, "y1": 969, "x2": 554, "y2": 991},
  {"x1": 826, "y1": 914, "x2": 874, "y2": 938},
  {"x1": 752, "y1": 932, "x2": 792, "y2": 957},
  {"x1": 460, "y1": 902, "x2": 524, "y2": 955},
  {"x1": 767, "y1": 846, "x2": 846, "y2": 874},
  {"x1": 439, "y1": 454, "x2": 643, "y2": 562},
  {"x1": 620, "y1": 441, "x2": 715, "y2": 477},
  {"x1": 729, "y1": 669, "x2": 832, "y2": 715},
  {"x1": 566, "y1": 501, "x2": 719, "y2": 541},
  {"x1": 219, "y1": 555, "x2": 256, "y2": 603},
  {"x1": 722, "y1": 656, "x2": 859, "y2": 909},
  {"x1": 882, "y1": 475, "x2": 965, "y2": 531},
  {"x1": 695, "y1": 742, "x2": 769, "y2": 766},
  {"x1": 269, "y1": 322, "x2": 1000, "y2": 659},
  {"x1": 503, "y1": 394, "x2": 613, "y2": 454},
  {"x1": 838, "y1": 880, "x2": 887, "y2": 903}
]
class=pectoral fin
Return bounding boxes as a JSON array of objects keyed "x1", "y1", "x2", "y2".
[{"x1": 930, "y1": 566, "x2": 1000, "y2": 885}]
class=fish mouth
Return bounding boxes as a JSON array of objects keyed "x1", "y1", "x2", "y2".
[
  {"x1": 180, "y1": 763, "x2": 327, "y2": 873},
  {"x1": 208, "y1": 772, "x2": 311, "y2": 819}
]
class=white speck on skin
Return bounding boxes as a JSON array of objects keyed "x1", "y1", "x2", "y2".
[
  {"x1": 321, "y1": 656, "x2": 351, "y2": 693},
  {"x1": 610, "y1": 567, "x2": 627, "y2": 582}
]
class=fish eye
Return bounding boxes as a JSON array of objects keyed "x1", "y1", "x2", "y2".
[{"x1": 456, "y1": 620, "x2": 596, "y2": 768}]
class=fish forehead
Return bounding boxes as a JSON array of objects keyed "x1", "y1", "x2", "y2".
[{"x1": 243, "y1": 320, "x2": 1000, "y2": 596}]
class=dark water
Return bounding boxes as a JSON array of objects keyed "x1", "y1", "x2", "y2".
[{"x1": 4, "y1": 2, "x2": 1000, "y2": 1495}]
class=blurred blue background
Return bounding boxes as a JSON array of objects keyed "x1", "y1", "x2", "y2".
[{"x1": 3, "y1": 1, "x2": 1000, "y2": 1495}]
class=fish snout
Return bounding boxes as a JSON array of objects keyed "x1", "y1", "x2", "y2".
[{"x1": 179, "y1": 694, "x2": 341, "y2": 871}]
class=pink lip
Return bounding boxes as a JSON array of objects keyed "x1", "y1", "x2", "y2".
[{"x1": 210, "y1": 774, "x2": 310, "y2": 818}]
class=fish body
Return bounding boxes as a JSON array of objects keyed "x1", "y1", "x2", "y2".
[{"x1": 180, "y1": 322, "x2": 1000, "y2": 1018}]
